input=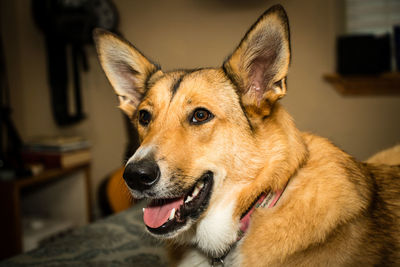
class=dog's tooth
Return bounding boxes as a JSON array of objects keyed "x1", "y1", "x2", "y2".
[
  {"x1": 142, "y1": 208, "x2": 145, "y2": 213},
  {"x1": 192, "y1": 181, "x2": 204, "y2": 197},
  {"x1": 192, "y1": 187, "x2": 201, "y2": 197},
  {"x1": 185, "y1": 195, "x2": 193, "y2": 203},
  {"x1": 169, "y1": 208, "x2": 176, "y2": 220},
  {"x1": 198, "y1": 181, "x2": 204, "y2": 189}
]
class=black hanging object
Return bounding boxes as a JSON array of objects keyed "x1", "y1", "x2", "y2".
[
  {"x1": 32, "y1": 0, "x2": 119, "y2": 126},
  {"x1": 1, "y1": 32, "x2": 30, "y2": 177}
]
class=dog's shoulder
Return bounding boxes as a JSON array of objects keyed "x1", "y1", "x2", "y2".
[
  {"x1": 364, "y1": 162, "x2": 400, "y2": 204},
  {"x1": 300, "y1": 132, "x2": 356, "y2": 170}
]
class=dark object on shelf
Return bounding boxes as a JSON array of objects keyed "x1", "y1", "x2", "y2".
[
  {"x1": 394, "y1": 26, "x2": 400, "y2": 71},
  {"x1": 337, "y1": 34, "x2": 391, "y2": 75},
  {"x1": 32, "y1": 0, "x2": 119, "y2": 126}
]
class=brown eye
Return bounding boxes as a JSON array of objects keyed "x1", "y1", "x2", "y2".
[
  {"x1": 138, "y1": 110, "x2": 152, "y2": 126},
  {"x1": 191, "y1": 108, "x2": 214, "y2": 125}
]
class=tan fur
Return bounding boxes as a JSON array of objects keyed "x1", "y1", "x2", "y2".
[
  {"x1": 94, "y1": 5, "x2": 400, "y2": 266},
  {"x1": 367, "y1": 144, "x2": 400, "y2": 165}
]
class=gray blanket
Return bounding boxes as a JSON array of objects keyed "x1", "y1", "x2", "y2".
[{"x1": 1, "y1": 204, "x2": 168, "y2": 267}]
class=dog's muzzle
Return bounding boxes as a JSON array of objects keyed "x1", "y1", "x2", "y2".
[{"x1": 123, "y1": 159, "x2": 160, "y2": 192}]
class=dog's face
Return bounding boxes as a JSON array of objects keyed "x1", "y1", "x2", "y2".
[
  {"x1": 95, "y1": 5, "x2": 290, "y2": 256},
  {"x1": 123, "y1": 68, "x2": 255, "y2": 238}
]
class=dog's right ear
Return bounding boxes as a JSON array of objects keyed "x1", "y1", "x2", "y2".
[{"x1": 93, "y1": 29, "x2": 161, "y2": 115}]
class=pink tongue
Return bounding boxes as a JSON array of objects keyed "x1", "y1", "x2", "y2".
[{"x1": 143, "y1": 198, "x2": 184, "y2": 228}]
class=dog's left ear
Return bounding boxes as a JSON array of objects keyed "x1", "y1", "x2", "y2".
[{"x1": 223, "y1": 5, "x2": 290, "y2": 118}]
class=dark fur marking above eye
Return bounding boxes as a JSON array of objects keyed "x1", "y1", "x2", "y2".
[
  {"x1": 171, "y1": 74, "x2": 185, "y2": 97},
  {"x1": 170, "y1": 68, "x2": 206, "y2": 99}
]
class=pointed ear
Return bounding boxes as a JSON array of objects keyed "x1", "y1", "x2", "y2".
[
  {"x1": 93, "y1": 29, "x2": 161, "y2": 115},
  {"x1": 223, "y1": 5, "x2": 290, "y2": 118}
]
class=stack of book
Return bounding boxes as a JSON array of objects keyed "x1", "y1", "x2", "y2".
[{"x1": 22, "y1": 136, "x2": 91, "y2": 169}]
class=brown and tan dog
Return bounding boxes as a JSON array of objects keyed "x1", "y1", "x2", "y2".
[{"x1": 94, "y1": 5, "x2": 400, "y2": 266}]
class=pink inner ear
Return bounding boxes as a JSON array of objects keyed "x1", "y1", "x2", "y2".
[
  {"x1": 246, "y1": 41, "x2": 279, "y2": 99},
  {"x1": 249, "y1": 58, "x2": 271, "y2": 103}
]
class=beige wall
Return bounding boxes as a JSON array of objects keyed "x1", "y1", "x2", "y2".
[
  {"x1": 2, "y1": 0, "x2": 399, "y2": 211},
  {"x1": 114, "y1": 0, "x2": 400, "y2": 159}
]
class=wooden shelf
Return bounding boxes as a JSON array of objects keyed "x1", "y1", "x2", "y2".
[
  {"x1": 0, "y1": 163, "x2": 92, "y2": 260},
  {"x1": 323, "y1": 73, "x2": 400, "y2": 96},
  {"x1": 14, "y1": 163, "x2": 91, "y2": 189}
]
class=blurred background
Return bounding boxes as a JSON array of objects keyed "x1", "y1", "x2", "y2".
[{"x1": 0, "y1": 0, "x2": 399, "y2": 261}]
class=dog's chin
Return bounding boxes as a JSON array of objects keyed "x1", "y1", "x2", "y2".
[{"x1": 143, "y1": 171, "x2": 214, "y2": 238}]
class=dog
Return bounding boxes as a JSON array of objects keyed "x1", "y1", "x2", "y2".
[{"x1": 94, "y1": 5, "x2": 400, "y2": 266}]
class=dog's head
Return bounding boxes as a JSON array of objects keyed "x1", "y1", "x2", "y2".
[{"x1": 95, "y1": 5, "x2": 296, "y2": 256}]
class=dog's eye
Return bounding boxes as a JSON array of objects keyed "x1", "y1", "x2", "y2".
[
  {"x1": 190, "y1": 108, "x2": 214, "y2": 125},
  {"x1": 138, "y1": 109, "x2": 152, "y2": 126}
]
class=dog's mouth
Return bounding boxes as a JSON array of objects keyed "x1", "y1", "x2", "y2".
[{"x1": 143, "y1": 171, "x2": 213, "y2": 235}]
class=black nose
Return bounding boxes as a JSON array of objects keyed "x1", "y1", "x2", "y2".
[{"x1": 123, "y1": 159, "x2": 160, "y2": 192}]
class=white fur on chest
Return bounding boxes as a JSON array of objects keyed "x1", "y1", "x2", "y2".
[
  {"x1": 192, "y1": 196, "x2": 238, "y2": 257},
  {"x1": 177, "y1": 245, "x2": 242, "y2": 267}
]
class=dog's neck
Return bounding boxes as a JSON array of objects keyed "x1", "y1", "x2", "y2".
[
  {"x1": 233, "y1": 105, "x2": 308, "y2": 218},
  {"x1": 239, "y1": 188, "x2": 285, "y2": 235},
  {"x1": 210, "y1": 185, "x2": 289, "y2": 266}
]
